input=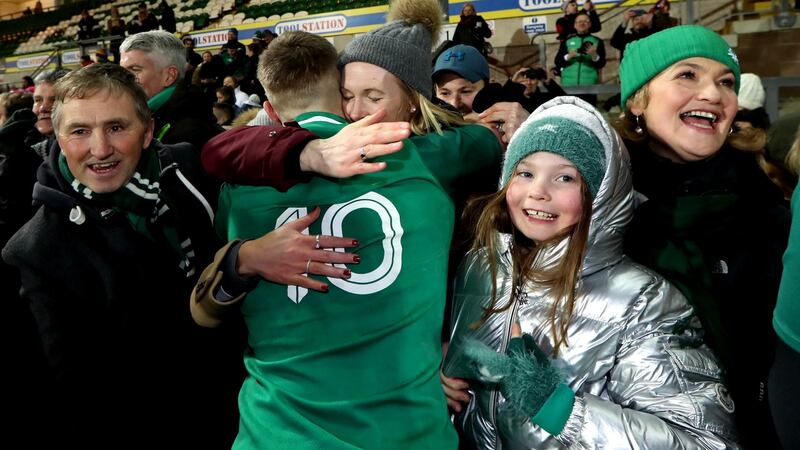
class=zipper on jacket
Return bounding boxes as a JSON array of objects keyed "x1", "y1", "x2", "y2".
[{"x1": 488, "y1": 280, "x2": 522, "y2": 450}]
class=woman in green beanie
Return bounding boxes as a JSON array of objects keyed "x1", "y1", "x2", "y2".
[
  {"x1": 615, "y1": 24, "x2": 789, "y2": 448},
  {"x1": 440, "y1": 96, "x2": 738, "y2": 449}
]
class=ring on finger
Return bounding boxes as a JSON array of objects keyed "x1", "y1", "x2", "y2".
[
  {"x1": 496, "y1": 123, "x2": 505, "y2": 134},
  {"x1": 359, "y1": 147, "x2": 367, "y2": 160},
  {"x1": 314, "y1": 234, "x2": 321, "y2": 249},
  {"x1": 305, "y1": 259, "x2": 312, "y2": 274}
]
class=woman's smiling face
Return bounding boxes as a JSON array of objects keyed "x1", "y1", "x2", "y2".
[{"x1": 631, "y1": 57, "x2": 738, "y2": 163}]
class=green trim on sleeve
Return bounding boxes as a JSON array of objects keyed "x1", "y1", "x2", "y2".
[{"x1": 531, "y1": 383, "x2": 575, "y2": 435}]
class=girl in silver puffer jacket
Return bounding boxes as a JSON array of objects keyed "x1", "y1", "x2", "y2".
[{"x1": 441, "y1": 97, "x2": 739, "y2": 450}]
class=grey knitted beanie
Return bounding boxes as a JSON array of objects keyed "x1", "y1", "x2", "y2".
[{"x1": 339, "y1": 0, "x2": 442, "y2": 98}]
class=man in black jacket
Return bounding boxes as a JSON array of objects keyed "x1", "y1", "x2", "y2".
[
  {"x1": 2, "y1": 62, "x2": 242, "y2": 449},
  {"x1": 0, "y1": 70, "x2": 69, "y2": 449},
  {"x1": 120, "y1": 30, "x2": 222, "y2": 150}
]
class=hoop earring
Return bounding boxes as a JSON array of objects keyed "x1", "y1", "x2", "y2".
[
  {"x1": 634, "y1": 115, "x2": 644, "y2": 135},
  {"x1": 729, "y1": 126, "x2": 734, "y2": 135}
]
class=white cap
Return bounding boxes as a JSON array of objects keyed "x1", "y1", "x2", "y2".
[{"x1": 738, "y1": 73, "x2": 766, "y2": 110}]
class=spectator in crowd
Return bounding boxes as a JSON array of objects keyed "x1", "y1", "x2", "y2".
[
  {"x1": 221, "y1": 28, "x2": 246, "y2": 54},
  {"x1": 194, "y1": 50, "x2": 224, "y2": 102},
  {"x1": 611, "y1": 9, "x2": 659, "y2": 61},
  {"x1": 649, "y1": 0, "x2": 678, "y2": 29},
  {"x1": 183, "y1": 36, "x2": 202, "y2": 87},
  {"x1": 129, "y1": 2, "x2": 159, "y2": 35},
  {"x1": 736, "y1": 73, "x2": 770, "y2": 130},
  {"x1": 554, "y1": 10, "x2": 605, "y2": 106},
  {"x1": 1, "y1": 69, "x2": 70, "y2": 245},
  {"x1": 262, "y1": 29, "x2": 278, "y2": 46},
  {"x1": 605, "y1": 8, "x2": 661, "y2": 110},
  {"x1": 79, "y1": 55, "x2": 93, "y2": 67},
  {"x1": 121, "y1": 31, "x2": 222, "y2": 149},
  {"x1": 432, "y1": 44, "x2": 535, "y2": 139},
  {"x1": 222, "y1": 75, "x2": 249, "y2": 108},
  {"x1": 251, "y1": 30, "x2": 265, "y2": 47},
  {"x1": 23, "y1": 7, "x2": 32, "y2": 17},
  {"x1": 77, "y1": 9, "x2": 100, "y2": 41},
  {"x1": 158, "y1": 0, "x2": 176, "y2": 33},
  {"x1": 508, "y1": 65, "x2": 567, "y2": 112},
  {"x1": 33, "y1": 1, "x2": 43, "y2": 14},
  {"x1": 215, "y1": 85, "x2": 238, "y2": 114},
  {"x1": 222, "y1": 45, "x2": 246, "y2": 79},
  {"x1": 212, "y1": 101, "x2": 236, "y2": 127},
  {"x1": 241, "y1": 42, "x2": 265, "y2": 99},
  {"x1": 433, "y1": 44, "x2": 492, "y2": 115},
  {"x1": 107, "y1": 6, "x2": 127, "y2": 63},
  {"x1": 0, "y1": 70, "x2": 70, "y2": 447},
  {"x1": 21, "y1": 75, "x2": 35, "y2": 93},
  {"x1": 0, "y1": 91, "x2": 33, "y2": 127},
  {"x1": 616, "y1": 25, "x2": 788, "y2": 449},
  {"x1": 771, "y1": 127, "x2": 800, "y2": 450},
  {"x1": 2, "y1": 63, "x2": 243, "y2": 449},
  {"x1": 556, "y1": 0, "x2": 600, "y2": 41},
  {"x1": 452, "y1": 3, "x2": 492, "y2": 57},
  {"x1": 732, "y1": 74, "x2": 795, "y2": 197}
]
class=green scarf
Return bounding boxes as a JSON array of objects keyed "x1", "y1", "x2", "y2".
[
  {"x1": 148, "y1": 85, "x2": 177, "y2": 141},
  {"x1": 626, "y1": 193, "x2": 737, "y2": 368},
  {"x1": 59, "y1": 149, "x2": 195, "y2": 276},
  {"x1": 59, "y1": 148, "x2": 161, "y2": 218},
  {"x1": 147, "y1": 84, "x2": 176, "y2": 113}
]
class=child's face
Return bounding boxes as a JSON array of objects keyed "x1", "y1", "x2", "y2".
[{"x1": 506, "y1": 152, "x2": 583, "y2": 243}]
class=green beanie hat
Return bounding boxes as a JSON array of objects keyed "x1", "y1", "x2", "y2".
[
  {"x1": 503, "y1": 116, "x2": 606, "y2": 197},
  {"x1": 620, "y1": 25, "x2": 741, "y2": 110}
]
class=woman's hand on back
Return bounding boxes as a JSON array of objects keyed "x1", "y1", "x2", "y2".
[{"x1": 298, "y1": 109, "x2": 411, "y2": 178}]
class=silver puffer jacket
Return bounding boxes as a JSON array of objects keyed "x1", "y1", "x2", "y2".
[{"x1": 443, "y1": 97, "x2": 740, "y2": 450}]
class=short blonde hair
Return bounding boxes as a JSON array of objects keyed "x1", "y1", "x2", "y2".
[{"x1": 257, "y1": 31, "x2": 340, "y2": 114}]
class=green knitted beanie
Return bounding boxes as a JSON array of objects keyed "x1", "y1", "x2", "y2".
[
  {"x1": 619, "y1": 25, "x2": 741, "y2": 110},
  {"x1": 502, "y1": 116, "x2": 606, "y2": 197}
]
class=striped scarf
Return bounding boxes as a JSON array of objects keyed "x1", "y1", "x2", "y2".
[{"x1": 58, "y1": 149, "x2": 196, "y2": 277}]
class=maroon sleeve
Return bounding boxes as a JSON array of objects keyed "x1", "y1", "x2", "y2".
[{"x1": 200, "y1": 124, "x2": 317, "y2": 191}]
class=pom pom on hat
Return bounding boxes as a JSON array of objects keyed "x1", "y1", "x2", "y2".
[{"x1": 338, "y1": 0, "x2": 443, "y2": 98}]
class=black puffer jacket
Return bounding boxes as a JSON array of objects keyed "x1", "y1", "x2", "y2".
[
  {"x1": 3, "y1": 141, "x2": 243, "y2": 449},
  {"x1": 625, "y1": 143, "x2": 789, "y2": 449}
]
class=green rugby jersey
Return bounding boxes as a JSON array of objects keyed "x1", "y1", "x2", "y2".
[{"x1": 217, "y1": 112, "x2": 457, "y2": 450}]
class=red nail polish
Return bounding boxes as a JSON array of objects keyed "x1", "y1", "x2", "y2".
[
  {"x1": 353, "y1": 255, "x2": 360, "y2": 263},
  {"x1": 343, "y1": 269, "x2": 351, "y2": 278},
  {"x1": 352, "y1": 240, "x2": 358, "y2": 246},
  {"x1": 321, "y1": 284, "x2": 329, "y2": 292}
]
